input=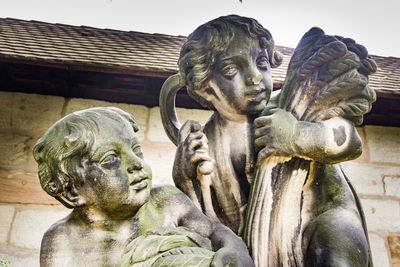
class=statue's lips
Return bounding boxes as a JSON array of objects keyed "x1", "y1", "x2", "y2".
[
  {"x1": 247, "y1": 90, "x2": 266, "y2": 103},
  {"x1": 245, "y1": 84, "x2": 267, "y2": 98},
  {"x1": 130, "y1": 178, "x2": 149, "y2": 190}
]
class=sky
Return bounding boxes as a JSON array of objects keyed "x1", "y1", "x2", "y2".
[{"x1": 1, "y1": 0, "x2": 399, "y2": 57}]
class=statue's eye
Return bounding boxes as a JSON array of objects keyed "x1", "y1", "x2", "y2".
[
  {"x1": 221, "y1": 64, "x2": 238, "y2": 77},
  {"x1": 100, "y1": 151, "x2": 119, "y2": 167},
  {"x1": 132, "y1": 144, "x2": 144, "y2": 159},
  {"x1": 257, "y1": 56, "x2": 270, "y2": 70}
]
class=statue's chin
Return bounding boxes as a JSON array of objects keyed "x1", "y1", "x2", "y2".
[{"x1": 243, "y1": 99, "x2": 267, "y2": 115}]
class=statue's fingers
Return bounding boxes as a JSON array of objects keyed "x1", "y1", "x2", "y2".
[
  {"x1": 200, "y1": 132, "x2": 209, "y2": 143},
  {"x1": 210, "y1": 254, "x2": 223, "y2": 267},
  {"x1": 185, "y1": 131, "x2": 204, "y2": 143},
  {"x1": 262, "y1": 107, "x2": 280, "y2": 116},
  {"x1": 188, "y1": 138, "x2": 208, "y2": 151},
  {"x1": 179, "y1": 120, "x2": 199, "y2": 143},
  {"x1": 190, "y1": 151, "x2": 212, "y2": 164},
  {"x1": 254, "y1": 115, "x2": 272, "y2": 127},
  {"x1": 254, "y1": 135, "x2": 271, "y2": 149},
  {"x1": 190, "y1": 121, "x2": 202, "y2": 132},
  {"x1": 197, "y1": 160, "x2": 214, "y2": 175},
  {"x1": 254, "y1": 126, "x2": 271, "y2": 138},
  {"x1": 257, "y1": 147, "x2": 274, "y2": 165},
  {"x1": 211, "y1": 249, "x2": 237, "y2": 267}
]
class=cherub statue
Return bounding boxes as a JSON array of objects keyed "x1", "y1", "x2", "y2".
[
  {"x1": 160, "y1": 14, "x2": 283, "y2": 234},
  {"x1": 160, "y1": 15, "x2": 376, "y2": 266},
  {"x1": 33, "y1": 107, "x2": 254, "y2": 267}
]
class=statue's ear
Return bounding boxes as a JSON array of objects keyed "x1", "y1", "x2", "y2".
[
  {"x1": 56, "y1": 181, "x2": 85, "y2": 209},
  {"x1": 64, "y1": 133, "x2": 79, "y2": 148},
  {"x1": 196, "y1": 81, "x2": 219, "y2": 105}
]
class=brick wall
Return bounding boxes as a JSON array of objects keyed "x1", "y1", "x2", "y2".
[{"x1": 0, "y1": 91, "x2": 398, "y2": 266}]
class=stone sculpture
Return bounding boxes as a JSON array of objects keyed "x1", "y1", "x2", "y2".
[
  {"x1": 33, "y1": 107, "x2": 254, "y2": 267},
  {"x1": 160, "y1": 14, "x2": 283, "y2": 235},
  {"x1": 160, "y1": 15, "x2": 376, "y2": 266},
  {"x1": 244, "y1": 27, "x2": 377, "y2": 267}
]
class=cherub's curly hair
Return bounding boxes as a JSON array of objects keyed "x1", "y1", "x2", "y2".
[
  {"x1": 32, "y1": 107, "x2": 139, "y2": 208},
  {"x1": 179, "y1": 14, "x2": 283, "y2": 108}
]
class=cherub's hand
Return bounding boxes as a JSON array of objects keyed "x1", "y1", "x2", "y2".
[
  {"x1": 211, "y1": 247, "x2": 255, "y2": 267},
  {"x1": 254, "y1": 108, "x2": 298, "y2": 164},
  {"x1": 263, "y1": 89, "x2": 280, "y2": 115},
  {"x1": 174, "y1": 120, "x2": 213, "y2": 180}
]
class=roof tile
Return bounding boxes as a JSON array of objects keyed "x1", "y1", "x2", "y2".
[{"x1": 0, "y1": 17, "x2": 398, "y2": 95}]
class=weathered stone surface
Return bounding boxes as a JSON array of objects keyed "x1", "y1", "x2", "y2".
[
  {"x1": 341, "y1": 162, "x2": 400, "y2": 196},
  {"x1": 0, "y1": 92, "x2": 13, "y2": 131},
  {"x1": 2, "y1": 92, "x2": 64, "y2": 137},
  {"x1": 148, "y1": 107, "x2": 213, "y2": 143},
  {"x1": 0, "y1": 247, "x2": 39, "y2": 267},
  {"x1": 355, "y1": 127, "x2": 369, "y2": 162},
  {"x1": 159, "y1": 18, "x2": 377, "y2": 267},
  {"x1": 10, "y1": 205, "x2": 70, "y2": 249},
  {"x1": 65, "y1": 98, "x2": 149, "y2": 141},
  {"x1": 141, "y1": 142, "x2": 176, "y2": 185},
  {"x1": 369, "y1": 233, "x2": 390, "y2": 267},
  {"x1": 0, "y1": 93, "x2": 64, "y2": 172},
  {"x1": 383, "y1": 176, "x2": 400, "y2": 198},
  {"x1": 0, "y1": 204, "x2": 15, "y2": 244},
  {"x1": 0, "y1": 168, "x2": 59, "y2": 205},
  {"x1": 361, "y1": 198, "x2": 400, "y2": 232},
  {"x1": 0, "y1": 134, "x2": 32, "y2": 170},
  {"x1": 365, "y1": 126, "x2": 400, "y2": 164},
  {"x1": 388, "y1": 235, "x2": 400, "y2": 267}
]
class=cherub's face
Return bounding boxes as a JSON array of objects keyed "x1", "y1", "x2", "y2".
[
  {"x1": 78, "y1": 118, "x2": 151, "y2": 217},
  {"x1": 205, "y1": 29, "x2": 273, "y2": 116}
]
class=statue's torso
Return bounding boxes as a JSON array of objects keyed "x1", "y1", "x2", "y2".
[{"x1": 203, "y1": 114, "x2": 254, "y2": 234}]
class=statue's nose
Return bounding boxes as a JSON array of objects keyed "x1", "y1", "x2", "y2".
[
  {"x1": 252, "y1": 75, "x2": 263, "y2": 85},
  {"x1": 127, "y1": 158, "x2": 144, "y2": 173},
  {"x1": 246, "y1": 74, "x2": 262, "y2": 86}
]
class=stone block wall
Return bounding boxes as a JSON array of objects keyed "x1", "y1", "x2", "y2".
[
  {"x1": 0, "y1": 91, "x2": 399, "y2": 266},
  {"x1": 341, "y1": 125, "x2": 400, "y2": 266}
]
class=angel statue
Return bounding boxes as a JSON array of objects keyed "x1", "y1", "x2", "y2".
[{"x1": 160, "y1": 15, "x2": 376, "y2": 266}]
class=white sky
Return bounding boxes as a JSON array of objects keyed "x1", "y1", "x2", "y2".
[{"x1": 1, "y1": 0, "x2": 399, "y2": 57}]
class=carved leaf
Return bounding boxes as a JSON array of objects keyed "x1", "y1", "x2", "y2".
[
  {"x1": 119, "y1": 227, "x2": 214, "y2": 267},
  {"x1": 152, "y1": 247, "x2": 214, "y2": 267}
]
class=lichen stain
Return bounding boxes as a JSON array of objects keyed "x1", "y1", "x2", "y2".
[{"x1": 332, "y1": 126, "x2": 346, "y2": 146}]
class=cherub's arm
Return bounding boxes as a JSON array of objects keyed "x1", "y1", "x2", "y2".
[
  {"x1": 172, "y1": 120, "x2": 213, "y2": 208},
  {"x1": 254, "y1": 109, "x2": 362, "y2": 164},
  {"x1": 169, "y1": 187, "x2": 254, "y2": 267},
  {"x1": 294, "y1": 116, "x2": 362, "y2": 163}
]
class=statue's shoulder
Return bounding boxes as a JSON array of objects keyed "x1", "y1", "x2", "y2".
[
  {"x1": 149, "y1": 185, "x2": 191, "y2": 209},
  {"x1": 42, "y1": 213, "x2": 72, "y2": 240},
  {"x1": 150, "y1": 185, "x2": 185, "y2": 202},
  {"x1": 40, "y1": 213, "x2": 75, "y2": 262}
]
